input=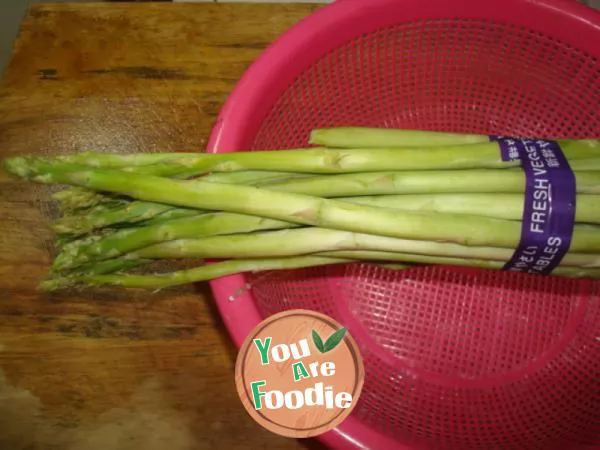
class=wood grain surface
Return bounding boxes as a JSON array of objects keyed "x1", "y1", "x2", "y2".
[{"x1": 0, "y1": 3, "x2": 327, "y2": 449}]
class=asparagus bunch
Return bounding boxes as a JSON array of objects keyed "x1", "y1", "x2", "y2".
[{"x1": 4, "y1": 127, "x2": 600, "y2": 291}]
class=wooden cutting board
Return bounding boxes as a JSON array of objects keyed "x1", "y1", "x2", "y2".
[{"x1": 0, "y1": 3, "x2": 327, "y2": 449}]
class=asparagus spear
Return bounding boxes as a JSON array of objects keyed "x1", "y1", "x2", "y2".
[
  {"x1": 41, "y1": 140, "x2": 600, "y2": 173},
  {"x1": 135, "y1": 208, "x2": 201, "y2": 226},
  {"x1": 54, "y1": 170, "x2": 309, "y2": 213},
  {"x1": 53, "y1": 188, "x2": 127, "y2": 212},
  {"x1": 47, "y1": 169, "x2": 525, "y2": 234},
  {"x1": 53, "y1": 192, "x2": 600, "y2": 270},
  {"x1": 344, "y1": 194, "x2": 600, "y2": 224},
  {"x1": 69, "y1": 257, "x2": 152, "y2": 275},
  {"x1": 61, "y1": 202, "x2": 124, "y2": 220},
  {"x1": 6, "y1": 158, "x2": 600, "y2": 253},
  {"x1": 308, "y1": 127, "x2": 600, "y2": 151},
  {"x1": 52, "y1": 162, "x2": 600, "y2": 235},
  {"x1": 545, "y1": 158, "x2": 600, "y2": 171},
  {"x1": 51, "y1": 170, "x2": 309, "y2": 235},
  {"x1": 39, "y1": 251, "x2": 600, "y2": 292},
  {"x1": 33, "y1": 145, "x2": 516, "y2": 172},
  {"x1": 54, "y1": 187, "x2": 127, "y2": 213},
  {"x1": 261, "y1": 169, "x2": 600, "y2": 196},
  {"x1": 53, "y1": 187, "x2": 111, "y2": 207},
  {"x1": 52, "y1": 212, "x2": 298, "y2": 270},
  {"x1": 121, "y1": 228, "x2": 600, "y2": 268},
  {"x1": 309, "y1": 127, "x2": 491, "y2": 147},
  {"x1": 16, "y1": 148, "x2": 600, "y2": 235},
  {"x1": 316, "y1": 250, "x2": 600, "y2": 278},
  {"x1": 46, "y1": 165, "x2": 600, "y2": 235},
  {"x1": 203, "y1": 170, "x2": 314, "y2": 185},
  {"x1": 39, "y1": 255, "x2": 352, "y2": 291},
  {"x1": 51, "y1": 201, "x2": 197, "y2": 236}
]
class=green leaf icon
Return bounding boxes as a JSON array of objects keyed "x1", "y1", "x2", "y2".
[
  {"x1": 312, "y1": 329, "x2": 325, "y2": 353},
  {"x1": 323, "y1": 327, "x2": 347, "y2": 353},
  {"x1": 312, "y1": 327, "x2": 348, "y2": 353}
]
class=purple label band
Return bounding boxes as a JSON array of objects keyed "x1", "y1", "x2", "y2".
[
  {"x1": 489, "y1": 135, "x2": 522, "y2": 162},
  {"x1": 496, "y1": 139, "x2": 577, "y2": 275}
]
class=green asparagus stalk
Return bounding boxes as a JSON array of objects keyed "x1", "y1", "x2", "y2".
[
  {"x1": 46, "y1": 165, "x2": 600, "y2": 235},
  {"x1": 39, "y1": 255, "x2": 353, "y2": 291},
  {"x1": 41, "y1": 140, "x2": 600, "y2": 173},
  {"x1": 54, "y1": 170, "x2": 309, "y2": 213},
  {"x1": 134, "y1": 208, "x2": 202, "y2": 226},
  {"x1": 52, "y1": 212, "x2": 299, "y2": 270},
  {"x1": 261, "y1": 169, "x2": 600, "y2": 196},
  {"x1": 203, "y1": 170, "x2": 314, "y2": 185},
  {"x1": 39, "y1": 250, "x2": 600, "y2": 292},
  {"x1": 6, "y1": 158, "x2": 600, "y2": 254},
  {"x1": 51, "y1": 201, "x2": 198, "y2": 236},
  {"x1": 55, "y1": 234, "x2": 78, "y2": 250},
  {"x1": 27, "y1": 145, "x2": 513, "y2": 173},
  {"x1": 308, "y1": 127, "x2": 600, "y2": 150},
  {"x1": 315, "y1": 250, "x2": 600, "y2": 278},
  {"x1": 51, "y1": 151, "x2": 199, "y2": 167},
  {"x1": 52, "y1": 192, "x2": 600, "y2": 271},
  {"x1": 505, "y1": 158, "x2": 600, "y2": 172},
  {"x1": 53, "y1": 188, "x2": 127, "y2": 212},
  {"x1": 546, "y1": 158, "x2": 600, "y2": 171},
  {"x1": 60, "y1": 202, "x2": 124, "y2": 220},
  {"x1": 75, "y1": 254, "x2": 413, "y2": 277},
  {"x1": 53, "y1": 187, "x2": 112, "y2": 207},
  {"x1": 121, "y1": 228, "x2": 600, "y2": 268},
  {"x1": 54, "y1": 189, "x2": 121, "y2": 213},
  {"x1": 43, "y1": 140, "x2": 600, "y2": 220},
  {"x1": 69, "y1": 257, "x2": 153, "y2": 275},
  {"x1": 18, "y1": 149, "x2": 600, "y2": 236},
  {"x1": 51, "y1": 170, "x2": 310, "y2": 235},
  {"x1": 49, "y1": 169, "x2": 527, "y2": 234},
  {"x1": 344, "y1": 194, "x2": 600, "y2": 224},
  {"x1": 309, "y1": 127, "x2": 491, "y2": 147}
]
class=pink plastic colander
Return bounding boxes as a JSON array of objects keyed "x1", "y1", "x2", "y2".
[{"x1": 205, "y1": 0, "x2": 600, "y2": 448}]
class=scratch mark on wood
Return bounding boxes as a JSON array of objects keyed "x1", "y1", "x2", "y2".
[
  {"x1": 39, "y1": 69, "x2": 58, "y2": 80},
  {"x1": 84, "y1": 66, "x2": 190, "y2": 80}
]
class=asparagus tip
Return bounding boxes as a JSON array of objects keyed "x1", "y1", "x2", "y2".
[
  {"x1": 4, "y1": 156, "x2": 33, "y2": 179},
  {"x1": 52, "y1": 189, "x2": 72, "y2": 201},
  {"x1": 38, "y1": 277, "x2": 77, "y2": 292},
  {"x1": 50, "y1": 223, "x2": 75, "y2": 234}
]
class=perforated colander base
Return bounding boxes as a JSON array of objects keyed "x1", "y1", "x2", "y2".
[{"x1": 243, "y1": 17, "x2": 599, "y2": 450}]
